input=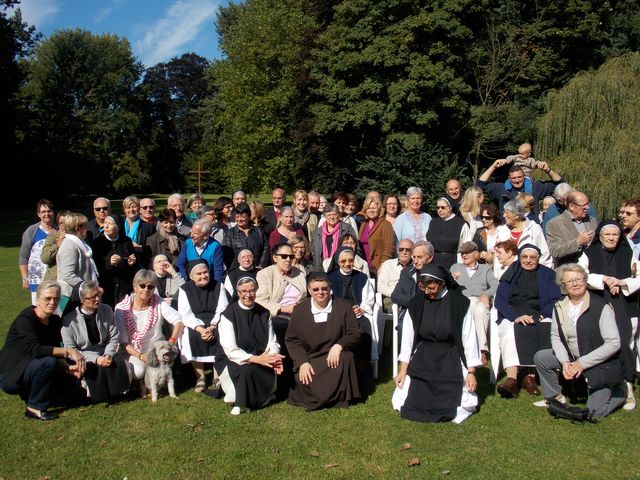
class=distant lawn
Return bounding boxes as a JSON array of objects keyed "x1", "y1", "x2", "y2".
[{"x1": 0, "y1": 206, "x2": 638, "y2": 479}]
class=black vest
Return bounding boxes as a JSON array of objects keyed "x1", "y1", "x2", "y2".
[{"x1": 575, "y1": 296, "x2": 623, "y2": 390}]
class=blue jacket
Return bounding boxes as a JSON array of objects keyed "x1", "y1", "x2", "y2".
[{"x1": 177, "y1": 238, "x2": 225, "y2": 283}]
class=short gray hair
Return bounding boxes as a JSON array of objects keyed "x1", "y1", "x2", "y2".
[
  {"x1": 133, "y1": 269, "x2": 157, "y2": 287},
  {"x1": 553, "y1": 183, "x2": 574, "y2": 202},
  {"x1": 555, "y1": 263, "x2": 587, "y2": 292},
  {"x1": 413, "y1": 240, "x2": 434, "y2": 257},
  {"x1": 503, "y1": 200, "x2": 526, "y2": 219},
  {"x1": 406, "y1": 186, "x2": 423, "y2": 198},
  {"x1": 79, "y1": 280, "x2": 100, "y2": 299},
  {"x1": 193, "y1": 218, "x2": 213, "y2": 235}
]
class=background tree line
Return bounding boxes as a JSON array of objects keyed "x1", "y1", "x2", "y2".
[{"x1": 2, "y1": 0, "x2": 639, "y2": 214}]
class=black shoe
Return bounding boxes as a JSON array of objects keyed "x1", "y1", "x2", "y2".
[{"x1": 24, "y1": 409, "x2": 58, "y2": 421}]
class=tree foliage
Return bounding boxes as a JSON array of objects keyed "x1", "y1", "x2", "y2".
[
  {"x1": 19, "y1": 29, "x2": 145, "y2": 194},
  {"x1": 1, "y1": 1, "x2": 39, "y2": 179},
  {"x1": 537, "y1": 52, "x2": 640, "y2": 219},
  {"x1": 355, "y1": 143, "x2": 469, "y2": 208},
  {"x1": 205, "y1": 0, "x2": 318, "y2": 193},
  {"x1": 142, "y1": 53, "x2": 212, "y2": 192}
]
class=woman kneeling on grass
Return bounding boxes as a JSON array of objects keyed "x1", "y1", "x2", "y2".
[
  {"x1": 392, "y1": 265, "x2": 481, "y2": 424},
  {"x1": 286, "y1": 271, "x2": 362, "y2": 411},
  {"x1": 0, "y1": 281, "x2": 86, "y2": 420}
]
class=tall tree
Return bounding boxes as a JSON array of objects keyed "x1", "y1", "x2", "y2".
[
  {"x1": 205, "y1": 0, "x2": 318, "y2": 193},
  {"x1": 19, "y1": 29, "x2": 144, "y2": 195},
  {"x1": 142, "y1": 53, "x2": 212, "y2": 192},
  {"x1": 309, "y1": 0, "x2": 474, "y2": 190},
  {"x1": 1, "y1": 1, "x2": 39, "y2": 185},
  {"x1": 464, "y1": 0, "x2": 640, "y2": 179},
  {"x1": 537, "y1": 52, "x2": 640, "y2": 218}
]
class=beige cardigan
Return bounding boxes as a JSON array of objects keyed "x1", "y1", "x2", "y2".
[{"x1": 256, "y1": 265, "x2": 307, "y2": 317}]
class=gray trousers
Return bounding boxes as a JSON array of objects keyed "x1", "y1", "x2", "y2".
[{"x1": 534, "y1": 349, "x2": 626, "y2": 418}]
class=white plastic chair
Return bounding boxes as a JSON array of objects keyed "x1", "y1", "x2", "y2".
[{"x1": 371, "y1": 291, "x2": 399, "y2": 379}]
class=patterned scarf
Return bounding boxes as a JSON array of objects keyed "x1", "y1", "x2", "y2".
[{"x1": 116, "y1": 293, "x2": 160, "y2": 351}]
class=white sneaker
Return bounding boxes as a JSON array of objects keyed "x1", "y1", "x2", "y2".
[
  {"x1": 533, "y1": 394, "x2": 565, "y2": 408},
  {"x1": 230, "y1": 405, "x2": 251, "y2": 415},
  {"x1": 623, "y1": 382, "x2": 636, "y2": 411}
]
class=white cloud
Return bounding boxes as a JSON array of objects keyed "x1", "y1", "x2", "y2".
[
  {"x1": 93, "y1": 0, "x2": 126, "y2": 24},
  {"x1": 9, "y1": 0, "x2": 61, "y2": 28},
  {"x1": 135, "y1": 0, "x2": 219, "y2": 66}
]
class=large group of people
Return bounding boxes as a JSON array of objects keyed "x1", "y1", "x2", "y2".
[{"x1": 3, "y1": 151, "x2": 639, "y2": 424}]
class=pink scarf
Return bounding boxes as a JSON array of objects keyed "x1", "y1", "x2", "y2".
[
  {"x1": 116, "y1": 293, "x2": 160, "y2": 352},
  {"x1": 322, "y1": 221, "x2": 341, "y2": 260}
]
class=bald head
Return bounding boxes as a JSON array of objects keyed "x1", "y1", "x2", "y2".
[
  {"x1": 567, "y1": 191, "x2": 589, "y2": 220},
  {"x1": 446, "y1": 179, "x2": 462, "y2": 201},
  {"x1": 397, "y1": 239, "x2": 414, "y2": 266}
]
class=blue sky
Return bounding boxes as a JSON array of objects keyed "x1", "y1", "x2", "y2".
[{"x1": 9, "y1": 0, "x2": 229, "y2": 66}]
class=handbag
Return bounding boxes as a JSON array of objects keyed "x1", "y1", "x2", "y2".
[{"x1": 547, "y1": 398, "x2": 597, "y2": 424}]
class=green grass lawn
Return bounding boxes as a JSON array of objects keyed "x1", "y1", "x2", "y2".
[{"x1": 0, "y1": 203, "x2": 639, "y2": 479}]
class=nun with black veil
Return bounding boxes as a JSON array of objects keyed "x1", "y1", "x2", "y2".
[
  {"x1": 391, "y1": 264, "x2": 481, "y2": 423},
  {"x1": 326, "y1": 246, "x2": 376, "y2": 377},
  {"x1": 216, "y1": 277, "x2": 284, "y2": 415},
  {"x1": 579, "y1": 220, "x2": 640, "y2": 410},
  {"x1": 178, "y1": 259, "x2": 228, "y2": 393},
  {"x1": 493, "y1": 244, "x2": 561, "y2": 399}
]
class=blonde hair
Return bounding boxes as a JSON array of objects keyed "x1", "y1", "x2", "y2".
[
  {"x1": 63, "y1": 212, "x2": 88, "y2": 234},
  {"x1": 516, "y1": 192, "x2": 535, "y2": 213},
  {"x1": 122, "y1": 195, "x2": 140, "y2": 211},
  {"x1": 459, "y1": 186, "x2": 484, "y2": 218},
  {"x1": 361, "y1": 196, "x2": 383, "y2": 218}
]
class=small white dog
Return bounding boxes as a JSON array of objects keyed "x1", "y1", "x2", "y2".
[{"x1": 142, "y1": 340, "x2": 178, "y2": 402}]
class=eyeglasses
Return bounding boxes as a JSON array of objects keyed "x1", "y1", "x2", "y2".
[
  {"x1": 238, "y1": 289, "x2": 257, "y2": 296},
  {"x1": 339, "y1": 258, "x2": 354, "y2": 264},
  {"x1": 94, "y1": 207, "x2": 109, "y2": 212},
  {"x1": 562, "y1": 278, "x2": 586, "y2": 286},
  {"x1": 436, "y1": 206, "x2": 448, "y2": 210},
  {"x1": 311, "y1": 287, "x2": 330, "y2": 292},
  {"x1": 570, "y1": 202, "x2": 589, "y2": 209},
  {"x1": 276, "y1": 254, "x2": 295, "y2": 260},
  {"x1": 619, "y1": 210, "x2": 637, "y2": 216},
  {"x1": 398, "y1": 248, "x2": 412, "y2": 253},
  {"x1": 137, "y1": 283, "x2": 155, "y2": 290},
  {"x1": 140, "y1": 205, "x2": 154, "y2": 210},
  {"x1": 83, "y1": 293, "x2": 101, "y2": 301}
]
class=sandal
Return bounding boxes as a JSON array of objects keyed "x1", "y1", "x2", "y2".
[{"x1": 194, "y1": 377, "x2": 206, "y2": 393}]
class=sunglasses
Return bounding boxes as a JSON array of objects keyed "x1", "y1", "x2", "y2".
[
  {"x1": 94, "y1": 207, "x2": 109, "y2": 212},
  {"x1": 137, "y1": 283, "x2": 155, "y2": 290},
  {"x1": 140, "y1": 205, "x2": 154, "y2": 210},
  {"x1": 436, "y1": 206, "x2": 448, "y2": 210},
  {"x1": 276, "y1": 254, "x2": 295, "y2": 260},
  {"x1": 311, "y1": 287, "x2": 329, "y2": 292},
  {"x1": 398, "y1": 247, "x2": 412, "y2": 253}
]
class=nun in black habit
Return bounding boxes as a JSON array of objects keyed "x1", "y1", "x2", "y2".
[
  {"x1": 579, "y1": 220, "x2": 640, "y2": 410},
  {"x1": 177, "y1": 259, "x2": 228, "y2": 392},
  {"x1": 391, "y1": 264, "x2": 481, "y2": 423},
  {"x1": 216, "y1": 277, "x2": 284, "y2": 415}
]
